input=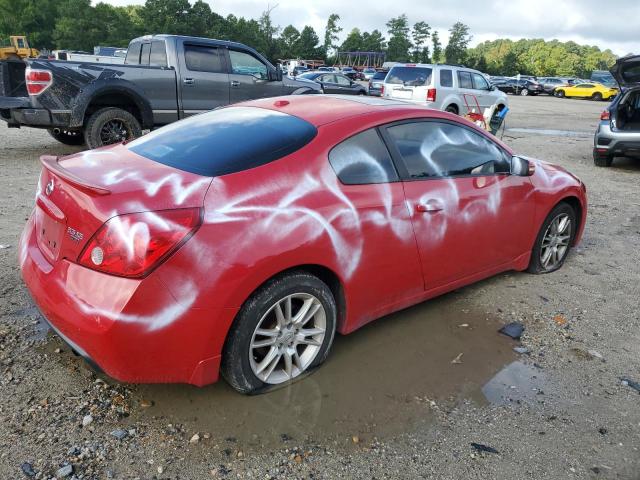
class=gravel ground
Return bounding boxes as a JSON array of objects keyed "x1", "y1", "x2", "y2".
[{"x1": 1, "y1": 95, "x2": 639, "y2": 479}]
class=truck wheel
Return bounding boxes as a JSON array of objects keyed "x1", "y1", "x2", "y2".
[
  {"x1": 84, "y1": 107, "x2": 141, "y2": 149},
  {"x1": 47, "y1": 128, "x2": 85, "y2": 146}
]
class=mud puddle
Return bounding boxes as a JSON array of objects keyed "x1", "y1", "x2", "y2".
[
  {"x1": 506, "y1": 127, "x2": 592, "y2": 138},
  {"x1": 131, "y1": 297, "x2": 538, "y2": 446}
]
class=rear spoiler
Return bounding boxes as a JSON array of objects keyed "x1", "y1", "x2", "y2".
[{"x1": 40, "y1": 155, "x2": 111, "y2": 196}]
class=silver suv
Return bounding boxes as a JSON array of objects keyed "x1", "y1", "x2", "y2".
[{"x1": 382, "y1": 63, "x2": 508, "y2": 115}]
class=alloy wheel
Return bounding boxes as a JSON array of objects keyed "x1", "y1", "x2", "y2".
[
  {"x1": 99, "y1": 119, "x2": 131, "y2": 145},
  {"x1": 540, "y1": 213, "x2": 572, "y2": 270},
  {"x1": 249, "y1": 293, "x2": 326, "y2": 384}
]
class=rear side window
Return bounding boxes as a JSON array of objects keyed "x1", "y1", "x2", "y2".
[
  {"x1": 386, "y1": 121, "x2": 510, "y2": 178},
  {"x1": 127, "y1": 107, "x2": 317, "y2": 177},
  {"x1": 439, "y1": 69, "x2": 453, "y2": 87},
  {"x1": 140, "y1": 43, "x2": 151, "y2": 65},
  {"x1": 372, "y1": 71, "x2": 387, "y2": 80},
  {"x1": 150, "y1": 41, "x2": 167, "y2": 67},
  {"x1": 329, "y1": 129, "x2": 399, "y2": 185},
  {"x1": 125, "y1": 42, "x2": 141, "y2": 64},
  {"x1": 185, "y1": 44, "x2": 225, "y2": 73},
  {"x1": 386, "y1": 67, "x2": 432, "y2": 86},
  {"x1": 457, "y1": 71, "x2": 473, "y2": 89}
]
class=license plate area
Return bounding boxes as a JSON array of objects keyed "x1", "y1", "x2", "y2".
[
  {"x1": 35, "y1": 205, "x2": 65, "y2": 262},
  {"x1": 392, "y1": 88, "x2": 413, "y2": 99}
]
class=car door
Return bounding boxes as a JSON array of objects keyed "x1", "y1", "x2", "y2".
[
  {"x1": 471, "y1": 72, "x2": 493, "y2": 109},
  {"x1": 381, "y1": 119, "x2": 536, "y2": 289},
  {"x1": 178, "y1": 42, "x2": 230, "y2": 117},
  {"x1": 457, "y1": 70, "x2": 475, "y2": 100},
  {"x1": 319, "y1": 74, "x2": 341, "y2": 94},
  {"x1": 334, "y1": 73, "x2": 358, "y2": 94},
  {"x1": 227, "y1": 48, "x2": 282, "y2": 102}
]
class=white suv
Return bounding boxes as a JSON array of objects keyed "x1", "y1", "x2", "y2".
[{"x1": 382, "y1": 63, "x2": 508, "y2": 115}]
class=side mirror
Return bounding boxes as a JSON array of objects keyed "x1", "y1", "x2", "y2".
[{"x1": 511, "y1": 156, "x2": 535, "y2": 176}]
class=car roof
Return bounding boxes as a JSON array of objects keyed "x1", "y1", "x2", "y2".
[{"x1": 239, "y1": 95, "x2": 431, "y2": 127}]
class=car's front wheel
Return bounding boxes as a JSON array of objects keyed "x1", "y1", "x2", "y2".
[
  {"x1": 528, "y1": 203, "x2": 576, "y2": 274},
  {"x1": 222, "y1": 272, "x2": 337, "y2": 394},
  {"x1": 520, "y1": 88, "x2": 529, "y2": 96},
  {"x1": 592, "y1": 92, "x2": 603, "y2": 101},
  {"x1": 556, "y1": 90, "x2": 565, "y2": 98}
]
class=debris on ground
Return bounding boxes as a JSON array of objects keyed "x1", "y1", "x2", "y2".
[
  {"x1": 499, "y1": 322, "x2": 524, "y2": 340},
  {"x1": 110, "y1": 429, "x2": 128, "y2": 440},
  {"x1": 451, "y1": 353, "x2": 464, "y2": 364},
  {"x1": 55, "y1": 464, "x2": 73, "y2": 478},
  {"x1": 470, "y1": 443, "x2": 499, "y2": 454},
  {"x1": 513, "y1": 346, "x2": 530, "y2": 354},
  {"x1": 553, "y1": 314, "x2": 567, "y2": 326},
  {"x1": 620, "y1": 377, "x2": 640, "y2": 393},
  {"x1": 20, "y1": 462, "x2": 36, "y2": 477}
]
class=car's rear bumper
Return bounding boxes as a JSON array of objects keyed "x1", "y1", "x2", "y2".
[
  {"x1": 19, "y1": 213, "x2": 233, "y2": 386},
  {"x1": 594, "y1": 121, "x2": 640, "y2": 157},
  {"x1": 0, "y1": 96, "x2": 69, "y2": 128}
]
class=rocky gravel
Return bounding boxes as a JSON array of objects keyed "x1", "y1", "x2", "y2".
[{"x1": 1, "y1": 95, "x2": 639, "y2": 479}]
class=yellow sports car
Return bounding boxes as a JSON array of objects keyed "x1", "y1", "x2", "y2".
[{"x1": 554, "y1": 82, "x2": 618, "y2": 101}]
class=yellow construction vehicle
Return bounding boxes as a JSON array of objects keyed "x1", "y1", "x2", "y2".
[{"x1": 0, "y1": 36, "x2": 39, "y2": 61}]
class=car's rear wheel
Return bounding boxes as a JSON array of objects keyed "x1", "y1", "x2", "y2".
[
  {"x1": 520, "y1": 88, "x2": 529, "y2": 96},
  {"x1": 222, "y1": 272, "x2": 337, "y2": 394},
  {"x1": 593, "y1": 150, "x2": 614, "y2": 167},
  {"x1": 47, "y1": 128, "x2": 85, "y2": 146},
  {"x1": 592, "y1": 92, "x2": 603, "y2": 101},
  {"x1": 84, "y1": 107, "x2": 142, "y2": 149},
  {"x1": 527, "y1": 203, "x2": 576, "y2": 274},
  {"x1": 445, "y1": 104, "x2": 459, "y2": 115}
]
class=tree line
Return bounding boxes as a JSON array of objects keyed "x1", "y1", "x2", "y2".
[{"x1": 0, "y1": 0, "x2": 616, "y2": 77}]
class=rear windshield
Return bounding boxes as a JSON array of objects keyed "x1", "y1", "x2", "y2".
[
  {"x1": 386, "y1": 67, "x2": 432, "y2": 86},
  {"x1": 127, "y1": 107, "x2": 317, "y2": 177},
  {"x1": 372, "y1": 71, "x2": 387, "y2": 80}
]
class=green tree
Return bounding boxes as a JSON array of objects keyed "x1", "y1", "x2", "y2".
[
  {"x1": 431, "y1": 30, "x2": 442, "y2": 63},
  {"x1": 411, "y1": 21, "x2": 431, "y2": 63},
  {"x1": 323, "y1": 13, "x2": 341, "y2": 59},
  {"x1": 257, "y1": 6, "x2": 280, "y2": 61},
  {"x1": 279, "y1": 25, "x2": 300, "y2": 58},
  {"x1": 361, "y1": 29, "x2": 386, "y2": 52},
  {"x1": 444, "y1": 21, "x2": 471, "y2": 65},
  {"x1": 296, "y1": 25, "x2": 321, "y2": 59},
  {"x1": 386, "y1": 14, "x2": 411, "y2": 62},
  {"x1": 0, "y1": 0, "x2": 60, "y2": 49},
  {"x1": 340, "y1": 28, "x2": 363, "y2": 52}
]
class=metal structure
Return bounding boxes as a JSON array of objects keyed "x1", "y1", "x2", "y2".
[{"x1": 334, "y1": 51, "x2": 385, "y2": 68}]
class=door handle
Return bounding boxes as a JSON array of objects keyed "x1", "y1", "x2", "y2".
[
  {"x1": 183, "y1": 78, "x2": 195, "y2": 85},
  {"x1": 416, "y1": 201, "x2": 443, "y2": 213},
  {"x1": 230, "y1": 80, "x2": 240, "y2": 87}
]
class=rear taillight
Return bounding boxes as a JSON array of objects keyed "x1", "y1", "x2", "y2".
[
  {"x1": 380, "y1": 85, "x2": 385, "y2": 95},
  {"x1": 600, "y1": 110, "x2": 610, "y2": 120},
  {"x1": 427, "y1": 88, "x2": 437, "y2": 102},
  {"x1": 78, "y1": 208, "x2": 201, "y2": 278},
  {"x1": 25, "y1": 68, "x2": 52, "y2": 95}
]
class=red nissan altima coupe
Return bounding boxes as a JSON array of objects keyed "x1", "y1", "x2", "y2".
[{"x1": 20, "y1": 95, "x2": 587, "y2": 394}]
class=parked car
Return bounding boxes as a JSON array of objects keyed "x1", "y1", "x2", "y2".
[
  {"x1": 292, "y1": 66, "x2": 310, "y2": 76},
  {"x1": 593, "y1": 55, "x2": 640, "y2": 167},
  {"x1": 297, "y1": 72, "x2": 367, "y2": 95},
  {"x1": 554, "y1": 82, "x2": 618, "y2": 101},
  {"x1": 0, "y1": 34, "x2": 321, "y2": 148},
  {"x1": 382, "y1": 63, "x2": 508, "y2": 114},
  {"x1": 495, "y1": 79, "x2": 544, "y2": 96},
  {"x1": 317, "y1": 66, "x2": 333, "y2": 72},
  {"x1": 368, "y1": 70, "x2": 387, "y2": 96},
  {"x1": 538, "y1": 77, "x2": 568, "y2": 95},
  {"x1": 362, "y1": 68, "x2": 377, "y2": 80},
  {"x1": 19, "y1": 95, "x2": 587, "y2": 394},
  {"x1": 341, "y1": 66, "x2": 359, "y2": 80}
]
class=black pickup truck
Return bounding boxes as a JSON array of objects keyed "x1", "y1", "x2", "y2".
[{"x1": 0, "y1": 34, "x2": 320, "y2": 148}]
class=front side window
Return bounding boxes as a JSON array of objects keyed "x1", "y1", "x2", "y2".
[
  {"x1": 229, "y1": 50, "x2": 268, "y2": 79},
  {"x1": 184, "y1": 44, "x2": 225, "y2": 73},
  {"x1": 440, "y1": 69, "x2": 453, "y2": 87},
  {"x1": 386, "y1": 121, "x2": 510, "y2": 179},
  {"x1": 150, "y1": 41, "x2": 167, "y2": 67},
  {"x1": 457, "y1": 71, "x2": 473, "y2": 89},
  {"x1": 386, "y1": 67, "x2": 432, "y2": 86},
  {"x1": 329, "y1": 129, "x2": 399, "y2": 185},
  {"x1": 472, "y1": 73, "x2": 489, "y2": 90},
  {"x1": 320, "y1": 74, "x2": 336, "y2": 84},
  {"x1": 128, "y1": 107, "x2": 317, "y2": 177}
]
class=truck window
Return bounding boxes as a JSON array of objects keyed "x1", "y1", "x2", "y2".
[
  {"x1": 125, "y1": 42, "x2": 142, "y2": 65},
  {"x1": 150, "y1": 41, "x2": 167, "y2": 67},
  {"x1": 229, "y1": 50, "x2": 268, "y2": 80},
  {"x1": 184, "y1": 44, "x2": 225, "y2": 73},
  {"x1": 140, "y1": 43, "x2": 151, "y2": 66}
]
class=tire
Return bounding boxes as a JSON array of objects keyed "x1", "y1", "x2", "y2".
[
  {"x1": 445, "y1": 104, "x2": 459, "y2": 115},
  {"x1": 592, "y1": 92, "x2": 603, "y2": 101},
  {"x1": 83, "y1": 107, "x2": 141, "y2": 149},
  {"x1": 221, "y1": 271, "x2": 337, "y2": 394},
  {"x1": 47, "y1": 128, "x2": 85, "y2": 146},
  {"x1": 527, "y1": 203, "x2": 576, "y2": 274},
  {"x1": 556, "y1": 90, "x2": 565, "y2": 98},
  {"x1": 593, "y1": 150, "x2": 614, "y2": 167},
  {"x1": 520, "y1": 88, "x2": 529, "y2": 96},
  {"x1": 358, "y1": 90, "x2": 366, "y2": 95}
]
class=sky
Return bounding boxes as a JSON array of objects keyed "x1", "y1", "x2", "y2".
[{"x1": 103, "y1": 0, "x2": 639, "y2": 56}]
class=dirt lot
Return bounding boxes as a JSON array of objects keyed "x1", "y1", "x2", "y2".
[{"x1": 1, "y1": 95, "x2": 639, "y2": 479}]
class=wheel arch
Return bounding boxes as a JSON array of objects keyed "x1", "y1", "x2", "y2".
[
  {"x1": 70, "y1": 79, "x2": 154, "y2": 129},
  {"x1": 558, "y1": 195, "x2": 584, "y2": 246}
]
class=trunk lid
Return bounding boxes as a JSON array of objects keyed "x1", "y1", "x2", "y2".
[
  {"x1": 610, "y1": 55, "x2": 640, "y2": 87},
  {"x1": 34, "y1": 144, "x2": 212, "y2": 265}
]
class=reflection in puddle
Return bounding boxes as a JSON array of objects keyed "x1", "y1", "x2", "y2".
[
  {"x1": 507, "y1": 127, "x2": 592, "y2": 138},
  {"x1": 134, "y1": 297, "x2": 522, "y2": 445},
  {"x1": 482, "y1": 361, "x2": 546, "y2": 406}
]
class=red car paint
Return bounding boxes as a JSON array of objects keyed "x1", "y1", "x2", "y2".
[{"x1": 19, "y1": 96, "x2": 587, "y2": 386}]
